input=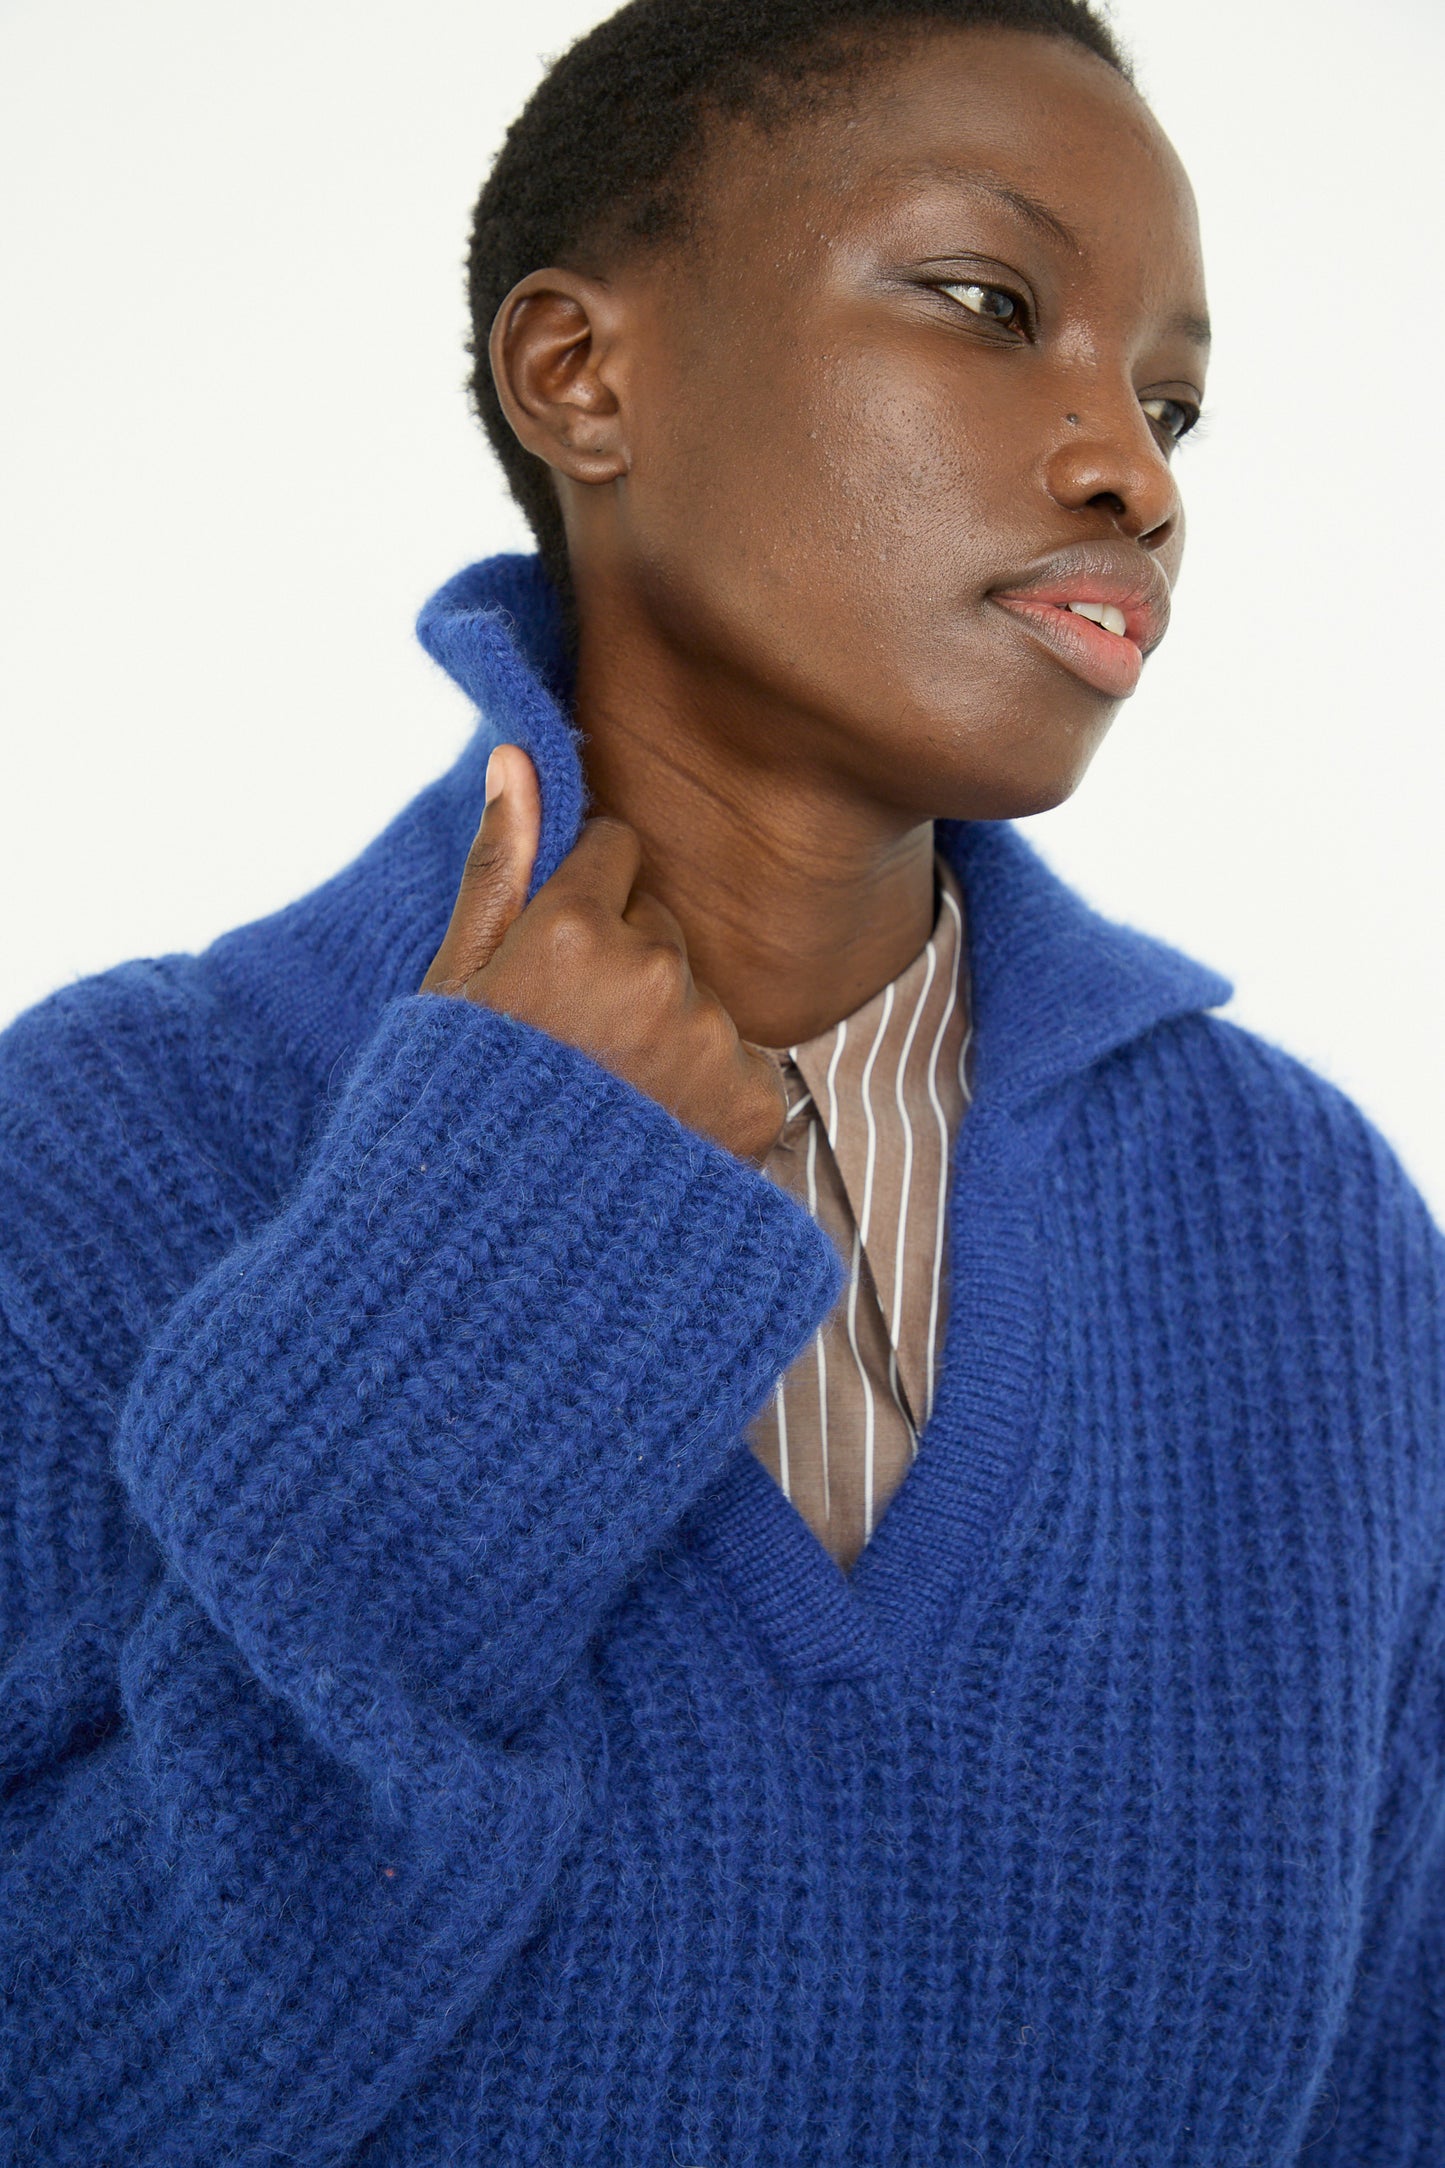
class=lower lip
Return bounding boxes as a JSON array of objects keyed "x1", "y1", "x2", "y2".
[{"x1": 989, "y1": 596, "x2": 1143, "y2": 699}]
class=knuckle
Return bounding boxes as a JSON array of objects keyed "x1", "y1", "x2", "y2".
[
  {"x1": 747, "y1": 1060, "x2": 784, "y2": 1118},
  {"x1": 545, "y1": 898, "x2": 606, "y2": 967},
  {"x1": 636, "y1": 940, "x2": 685, "y2": 1006},
  {"x1": 688, "y1": 992, "x2": 727, "y2": 1053},
  {"x1": 692, "y1": 998, "x2": 736, "y2": 1063},
  {"x1": 743, "y1": 1089, "x2": 788, "y2": 1159}
]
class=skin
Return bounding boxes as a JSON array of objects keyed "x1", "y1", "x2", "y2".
[{"x1": 422, "y1": 24, "x2": 1210, "y2": 1165}]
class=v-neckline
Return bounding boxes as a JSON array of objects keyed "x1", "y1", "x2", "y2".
[
  {"x1": 229, "y1": 557, "x2": 1233, "y2": 1689},
  {"x1": 681, "y1": 1081, "x2": 1061, "y2": 1686}
]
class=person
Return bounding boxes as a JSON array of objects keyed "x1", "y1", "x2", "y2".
[{"x1": 1, "y1": 0, "x2": 1440, "y2": 2160}]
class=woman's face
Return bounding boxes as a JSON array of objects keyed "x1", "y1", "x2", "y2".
[{"x1": 586, "y1": 26, "x2": 1210, "y2": 820}]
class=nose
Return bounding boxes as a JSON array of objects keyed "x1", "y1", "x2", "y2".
[{"x1": 1042, "y1": 393, "x2": 1181, "y2": 548}]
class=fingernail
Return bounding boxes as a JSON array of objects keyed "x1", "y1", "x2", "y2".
[{"x1": 484, "y1": 749, "x2": 503, "y2": 805}]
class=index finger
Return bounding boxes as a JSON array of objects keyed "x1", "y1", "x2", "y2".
[{"x1": 532, "y1": 812, "x2": 645, "y2": 920}]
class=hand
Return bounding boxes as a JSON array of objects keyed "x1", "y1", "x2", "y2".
[{"x1": 419, "y1": 744, "x2": 790, "y2": 1168}]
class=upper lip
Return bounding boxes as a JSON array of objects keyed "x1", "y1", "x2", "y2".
[{"x1": 987, "y1": 541, "x2": 1172, "y2": 656}]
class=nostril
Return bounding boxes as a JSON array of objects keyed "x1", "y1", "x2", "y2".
[{"x1": 1087, "y1": 489, "x2": 1127, "y2": 517}]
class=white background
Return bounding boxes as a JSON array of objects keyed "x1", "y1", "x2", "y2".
[{"x1": 3, "y1": 0, "x2": 1441, "y2": 1216}]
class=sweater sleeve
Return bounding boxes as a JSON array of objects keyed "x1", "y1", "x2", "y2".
[
  {"x1": 0, "y1": 986, "x2": 844, "y2": 2167},
  {"x1": 1293, "y1": 1146, "x2": 1445, "y2": 2165}
]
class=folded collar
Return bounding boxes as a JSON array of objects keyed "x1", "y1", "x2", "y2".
[{"x1": 208, "y1": 553, "x2": 1231, "y2": 1114}]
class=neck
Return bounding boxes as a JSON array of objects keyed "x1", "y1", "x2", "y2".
[{"x1": 571, "y1": 587, "x2": 939, "y2": 1050}]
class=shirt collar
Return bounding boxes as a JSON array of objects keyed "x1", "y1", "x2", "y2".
[{"x1": 208, "y1": 553, "x2": 1231, "y2": 1112}]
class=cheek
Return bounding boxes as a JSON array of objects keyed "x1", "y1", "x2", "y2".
[{"x1": 632, "y1": 337, "x2": 1012, "y2": 663}]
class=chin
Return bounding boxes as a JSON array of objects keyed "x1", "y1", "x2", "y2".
[{"x1": 925, "y1": 700, "x2": 1116, "y2": 823}]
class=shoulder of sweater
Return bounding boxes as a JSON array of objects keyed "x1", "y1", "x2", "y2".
[
  {"x1": 1118, "y1": 1008, "x2": 1443, "y2": 1420},
  {"x1": 1108, "y1": 1003, "x2": 1440, "y2": 1231},
  {"x1": 0, "y1": 948, "x2": 313, "y2": 1389},
  {"x1": 0, "y1": 945, "x2": 311, "y2": 1191},
  {"x1": 1104, "y1": 1006, "x2": 1445, "y2": 1575},
  {"x1": 1092, "y1": 1006, "x2": 1444, "y2": 1410}
]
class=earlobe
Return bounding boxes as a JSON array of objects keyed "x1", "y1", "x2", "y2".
[{"x1": 488, "y1": 271, "x2": 630, "y2": 486}]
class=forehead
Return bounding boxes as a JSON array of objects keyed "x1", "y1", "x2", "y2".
[{"x1": 696, "y1": 27, "x2": 1201, "y2": 277}]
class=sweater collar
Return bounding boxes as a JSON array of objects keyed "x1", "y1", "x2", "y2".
[{"x1": 210, "y1": 553, "x2": 1231, "y2": 1112}]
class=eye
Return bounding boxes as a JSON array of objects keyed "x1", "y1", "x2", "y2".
[
  {"x1": 937, "y1": 280, "x2": 1028, "y2": 332},
  {"x1": 1140, "y1": 395, "x2": 1202, "y2": 444}
]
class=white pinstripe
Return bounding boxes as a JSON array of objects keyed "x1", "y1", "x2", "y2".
[
  {"x1": 887, "y1": 935, "x2": 937, "y2": 1450},
  {"x1": 857, "y1": 984, "x2": 894, "y2": 1249},
  {"x1": 856, "y1": 990, "x2": 896, "y2": 1532},
  {"x1": 823, "y1": 1023, "x2": 847, "y2": 1150},
  {"x1": 924, "y1": 883, "x2": 964, "y2": 1423},
  {"x1": 823, "y1": 1021, "x2": 881, "y2": 1542}
]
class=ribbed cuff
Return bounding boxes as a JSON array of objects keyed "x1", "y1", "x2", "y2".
[{"x1": 116, "y1": 992, "x2": 844, "y2": 1747}]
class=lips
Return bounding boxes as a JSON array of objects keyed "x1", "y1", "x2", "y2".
[{"x1": 987, "y1": 541, "x2": 1172, "y2": 701}]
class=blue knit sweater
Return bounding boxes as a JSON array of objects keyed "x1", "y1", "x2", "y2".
[{"x1": 2, "y1": 554, "x2": 1442, "y2": 2167}]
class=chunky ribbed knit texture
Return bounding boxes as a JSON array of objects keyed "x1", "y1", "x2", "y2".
[{"x1": 2, "y1": 555, "x2": 1442, "y2": 2166}]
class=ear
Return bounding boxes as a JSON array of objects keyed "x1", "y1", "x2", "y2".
[{"x1": 488, "y1": 269, "x2": 630, "y2": 486}]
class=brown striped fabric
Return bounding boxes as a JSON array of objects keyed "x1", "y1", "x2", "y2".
[{"x1": 745, "y1": 849, "x2": 972, "y2": 1575}]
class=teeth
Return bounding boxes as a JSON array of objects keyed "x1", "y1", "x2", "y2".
[{"x1": 1066, "y1": 601, "x2": 1128, "y2": 637}]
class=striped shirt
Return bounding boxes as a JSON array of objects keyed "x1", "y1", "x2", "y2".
[{"x1": 745, "y1": 848, "x2": 972, "y2": 1575}]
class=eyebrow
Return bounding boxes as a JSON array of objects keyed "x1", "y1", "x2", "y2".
[
  {"x1": 1166, "y1": 309, "x2": 1213, "y2": 348},
  {"x1": 907, "y1": 164, "x2": 1214, "y2": 348},
  {"x1": 950, "y1": 168, "x2": 1083, "y2": 254}
]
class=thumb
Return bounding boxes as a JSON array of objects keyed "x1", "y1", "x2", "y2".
[{"x1": 420, "y1": 743, "x2": 542, "y2": 995}]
